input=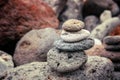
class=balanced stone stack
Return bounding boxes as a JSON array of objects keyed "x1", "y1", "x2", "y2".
[
  {"x1": 103, "y1": 36, "x2": 120, "y2": 71},
  {"x1": 47, "y1": 19, "x2": 94, "y2": 73}
]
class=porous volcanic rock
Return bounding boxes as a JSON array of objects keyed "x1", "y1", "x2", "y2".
[
  {"x1": 0, "y1": 56, "x2": 114, "y2": 80},
  {"x1": 0, "y1": 0, "x2": 59, "y2": 47}
]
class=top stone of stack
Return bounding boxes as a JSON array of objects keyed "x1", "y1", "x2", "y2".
[{"x1": 62, "y1": 19, "x2": 85, "y2": 32}]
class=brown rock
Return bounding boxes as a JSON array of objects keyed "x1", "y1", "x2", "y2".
[
  {"x1": 0, "y1": 0, "x2": 59, "y2": 46},
  {"x1": 13, "y1": 28, "x2": 59, "y2": 66},
  {"x1": 86, "y1": 44, "x2": 120, "y2": 62}
]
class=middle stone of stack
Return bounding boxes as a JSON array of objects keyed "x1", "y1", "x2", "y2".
[{"x1": 47, "y1": 19, "x2": 94, "y2": 73}]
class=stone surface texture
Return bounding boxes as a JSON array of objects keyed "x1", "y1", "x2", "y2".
[{"x1": 13, "y1": 28, "x2": 59, "y2": 66}]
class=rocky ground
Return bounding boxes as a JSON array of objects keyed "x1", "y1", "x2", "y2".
[{"x1": 0, "y1": 0, "x2": 120, "y2": 80}]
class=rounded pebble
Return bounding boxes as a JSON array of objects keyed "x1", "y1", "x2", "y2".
[
  {"x1": 61, "y1": 29, "x2": 90, "y2": 42},
  {"x1": 47, "y1": 48, "x2": 87, "y2": 73},
  {"x1": 103, "y1": 36, "x2": 120, "y2": 45},
  {"x1": 62, "y1": 19, "x2": 85, "y2": 32},
  {"x1": 54, "y1": 38, "x2": 94, "y2": 51},
  {"x1": 104, "y1": 44, "x2": 120, "y2": 51}
]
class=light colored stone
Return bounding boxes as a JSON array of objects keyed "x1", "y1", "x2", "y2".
[
  {"x1": 93, "y1": 38, "x2": 102, "y2": 45},
  {"x1": 0, "y1": 51, "x2": 14, "y2": 75},
  {"x1": 91, "y1": 17, "x2": 120, "y2": 40},
  {"x1": 61, "y1": 29, "x2": 90, "y2": 42},
  {"x1": 13, "y1": 28, "x2": 59, "y2": 66},
  {"x1": 54, "y1": 38, "x2": 94, "y2": 51},
  {"x1": 62, "y1": 19, "x2": 85, "y2": 32},
  {"x1": 100, "y1": 10, "x2": 112, "y2": 22},
  {"x1": 47, "y1": 48, "x2": 87, "y2": 73}
]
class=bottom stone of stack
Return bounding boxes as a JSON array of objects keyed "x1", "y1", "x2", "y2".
[
  {"x1": 47, "y1": 47, "x2": 87, "y2": 73},
  {"x1": 0, "y1": 56, "x2": 114, "y2": 80}
]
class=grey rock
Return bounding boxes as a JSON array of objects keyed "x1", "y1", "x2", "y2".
[
  {"x1": 60, "y1": 0, "x2": 84, "y2": 22},
  {"x1": 47, "y1": 48, "x2": 87, "y2": 73},
  {"x1": 113, "y1": 72, "x2": 120, "y2": 80},
  {"x1": 54, "y1": 38, "x2": 94, "y2": 51},
  {"x1": 84, "y1": 56, "x2": 114, "y2": 80},
  {"x1": 13, "y1": 28, "x2": 59, "y2": 66},
  {"x1": 0, "y1": 51, "x2": 14, "y2": 75},
  {"x1": 43, "y1": 0, "x2": 67, "y2": 17},
  {"x1": 84, "y1": 15, "x2": 99, "y2": 32},
  {"x1": 0, "y1": 56, "x2": 114, "y2": 80},
  {"x1": 104, "y1": 44, "x2": 120, "y2": 51},
  {"x1": 91, "y1": 17, "x2": 120, "y2": 40},
  {"x1": 103, "y1": 36, "x2": 120, "y2": 45},
  {"x1": 0, "y1": 62, "x2": 49, "y2": 80},
  {"x1": 83, "y1": 0, "x2": 119, "y2": 17}
]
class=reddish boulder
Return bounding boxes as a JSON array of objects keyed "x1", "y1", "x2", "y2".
[
  {"x1": 86, "y1": 44, "x2": 120, "y2": 62},
  {"x1": 109, "y1": 25, "x2": 120, "y2": 36},
  {"x1": 0, "y1": 0, "x2": 59, "y2": 46}
]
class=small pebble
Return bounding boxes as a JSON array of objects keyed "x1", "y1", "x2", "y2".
[{"x1": 62, "y1": 19, "x2": 85, "y2": 32}]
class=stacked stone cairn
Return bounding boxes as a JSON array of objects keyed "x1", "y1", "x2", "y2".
[
  {"x1": 47, "y1": 19, "x2": 94, "y2": 73},
  {"x1": 103, "y1": 36, "x2": 120, "y2": 71},
  {"x1": 0, "y1": 19, "x2": 115, "y2": 80}
]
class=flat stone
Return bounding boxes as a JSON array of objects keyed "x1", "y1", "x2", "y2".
[
  {"x1": 62, "y1": 19, "x2": 85, "y2": 32},
  {"x1": 47, "y1": 48, "x2": 87, "y2": 73},
  {"x1": 61, "y1": 29, "x2": 90, "y2": 42},
  {"x1": 103, "y1": 36, "x2": 120, "y2": 45},
  {"x1": 54, "y1": 38, "x2": 94, "y2": 51},
  {"x1": 104, "y1": 44, "x2": 120, "y2": 51}
]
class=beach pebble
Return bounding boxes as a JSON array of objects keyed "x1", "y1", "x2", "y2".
[
  {"x1": 62, "y1": 19, "x2": 85, "y2": 32},
  {"x1": 54, "y1": 38, "x2": 94, "y2": 51},
  {"x1": 103, "y1": 36, "x2": 120, "y2": 45},
  {"x1": 47, "y1": 48, "x2": 87, "y2": 73},
  {"x1": 61, "y1": 29, "x2": 90, "y2": 42}
]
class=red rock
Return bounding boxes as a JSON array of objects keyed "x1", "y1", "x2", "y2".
[
  {"x1": 86, "y1": 45, "x2": 120, "y2": 62},
  {"x1": 0, "y1": 0, "x2": 59, "y2": 46},
  {"x1": 109, "y1": 25, "x2": 120, "y2": 36}
]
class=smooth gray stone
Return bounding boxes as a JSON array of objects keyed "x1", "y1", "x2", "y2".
[
  {"x1": 47, "y1": 48, "x2": 87, "y2": 73},
  {"x1": 54, "y1": 38, "x2": 94, "y2": 51},
  {"x1": 105, "y1": 44, "x2": 120, "y2": 51},
  {"x1": 103, "y1": 36, "x2": 120, "y2": 45}
]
